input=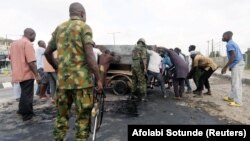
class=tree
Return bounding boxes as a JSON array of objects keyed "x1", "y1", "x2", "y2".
[
  {"x1": 246, "y1": 49, "x2": 250, "y2": 69},
  {"x1": 0, "y1": 37, "x2": 13, "y2": 45}
]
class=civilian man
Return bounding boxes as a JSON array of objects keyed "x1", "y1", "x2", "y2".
[
  {"x1": 36, "y1": 40, "x2": 48, "y2": 99},
  {"x1": 10, "y1": 28, "x2": 40, "y2": 121},
  {"x1": 147, "y1": 48, "x2": 168, "y2": 98},
  {"x1": 190, "y1": 52, "x2": 218, "y2": 97},
  {"x1": 222, "y1": 31, "x2": 245, "y2": 107}
]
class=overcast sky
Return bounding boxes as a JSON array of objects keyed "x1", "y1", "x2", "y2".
[{"x1": 0, "y1": 0, "x2": 249, "y2": 55}]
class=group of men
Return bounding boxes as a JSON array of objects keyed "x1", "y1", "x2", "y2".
[
  {"x1": 9, "y1": 3, "x2": 103, "y2": 141},
  {"x1": 131, "y1": 32, "x2": 245, "y2": 107},
  {"x1": 130, "y1": 39, "x2": 210, "y2": 101},
  {"x1": 8, "y1": 2, "x2": 245, "y2": 141},
  {"x1": 9, "y1": 2, "x2": 120, "y2": 140}
]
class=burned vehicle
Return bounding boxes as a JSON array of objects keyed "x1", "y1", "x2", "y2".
[
  {"x1": 96, "y1": 45, "x2": 134, "y2": 95},
  {"x1": 97, "y1": 45, "x2": 134, "y2": 95},
  {"x1": 96, "y1": 45, "x2": 161, "y2": 95}
]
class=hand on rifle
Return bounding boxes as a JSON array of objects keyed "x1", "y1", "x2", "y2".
[{"x1": 96, "y1": 80, "x2": 103, "y2": 94}]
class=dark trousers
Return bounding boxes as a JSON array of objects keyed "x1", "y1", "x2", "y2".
[
  {"x1": 192, "y1": 68, "x2": 209, "y2": 90},
  {"x1": 197, "y1": 68, "x2": 214, "y2": 91},
  {"x1": 147, "y1": 70, "x2": 166, "y2": 95},
  {"x1": 173, "y1": 78, "x2": 185, "y2": 97},
  {"x1": 18, "y1": 79, "x2": 34, "y2": 116}
]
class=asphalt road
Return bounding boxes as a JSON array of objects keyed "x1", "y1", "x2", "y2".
[
  {"x1": 89, "y1": 88, "x2": 229, "y2": 141},
  {"x1": 0, "y1": 88, "x2": 15, "y2": 103},
  {"x1": 0, "y1": 87, "x2": 230, "y2": 141}
]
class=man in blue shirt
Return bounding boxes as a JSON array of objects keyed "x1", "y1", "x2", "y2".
[
  {"x1": 162, "y1": 53, "x2": 173, "y2": 68},
  {"x1": 222, "y1": 31, "x2": 245, "y2": 107},
  {"x1": 161, "y1": 52, "x2": 173, "y2": 89}
]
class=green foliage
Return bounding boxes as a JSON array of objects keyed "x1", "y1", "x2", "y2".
[{"x1": 0, "y1": 38, "x2": 13, "y2": 45}]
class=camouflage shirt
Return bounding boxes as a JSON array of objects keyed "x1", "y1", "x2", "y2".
[
  {"x1": 49, "y1": 16, "x2": 94, "y2": 89},
  {"x1": 132, "y1": 44, "x2": 147, "y2": 67}
]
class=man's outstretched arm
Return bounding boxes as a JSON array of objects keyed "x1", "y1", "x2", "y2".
[{"x1": 221, "y1": 51, "x2": 235, "y2": 74}]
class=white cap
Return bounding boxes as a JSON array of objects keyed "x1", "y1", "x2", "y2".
[{"x1": 190, "y1": 51, "x2": 197, "y2": 56}]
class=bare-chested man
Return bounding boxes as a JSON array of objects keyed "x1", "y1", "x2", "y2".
[{"x1": 99, "y1": 50, "x2": 120, "y2": 86}]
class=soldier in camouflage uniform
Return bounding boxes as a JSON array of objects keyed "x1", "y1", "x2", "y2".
[
  {"x1": 131, "y1": 38, "x2": 148, "y2": 101},
  {"x1": 44, "y1": 3, "x2": 103, "y2": 141}
]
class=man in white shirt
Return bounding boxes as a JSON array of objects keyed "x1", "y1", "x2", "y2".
[
  {"x1": 93, "y1": 47, "x2": 102, "y2": 63},
  {"x1": 36, "y1": 41, "x2": 45, "y2": 69},
  {"x1": 35, "y1": 40, "x2": 48, "y2": 99},
  {"x1": 147, "y1": 49, "x2": 168, "y2": 98}
]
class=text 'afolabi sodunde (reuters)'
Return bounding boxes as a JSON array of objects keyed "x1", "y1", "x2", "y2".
[{"x1": 128, "y1": 125, "x2": 249, "y2": 140}]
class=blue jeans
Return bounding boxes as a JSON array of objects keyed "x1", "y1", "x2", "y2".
[
  {"x1": 185, "y1": 79, "x2": 192, "y2": 91},
  {"x1": 47, "y1": 72, "x2": 57, "y2": 97},
  {"x1": 147, "y1": 70, "x2": 167, "y2": 95}
]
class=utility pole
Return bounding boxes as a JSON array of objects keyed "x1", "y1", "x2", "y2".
[
  {"x1": 108, "y1": 32, "x2": 120, "y2": 46},
  {"x1": 5, "y1": 34, "x2": 7, "y2": 46},
  {"x1": 207, "y1": 40, "x2": 210, "y2": 57},
  {"x1": 219, "y1": 41, "x2": 222, "y2": 57},
  {"x1": 211, "y1": 39, "x2": 214, "y2": 57}
]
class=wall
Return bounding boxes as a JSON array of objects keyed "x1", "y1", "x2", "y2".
[
  {"x1": 211, "y1": 53, "x2": 250, "y2": 69},
  {"x1": 246, "y1": 49, "x2": 250, "y2": 69},
  {"x1": 211, "y1": 57, "x2": 228, "y2": 68}
]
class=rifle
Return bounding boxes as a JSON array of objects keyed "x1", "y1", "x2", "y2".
[{"x1": 91, "y1": 90, "x2": 105, "y2": 141}]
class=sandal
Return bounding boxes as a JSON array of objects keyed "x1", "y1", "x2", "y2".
[
  {"x1": 228, "y1": 102, "x2": 241, "y2": 107},
  {"x1": 223, "y1": 96, "x2": 234, "y2": 102}
]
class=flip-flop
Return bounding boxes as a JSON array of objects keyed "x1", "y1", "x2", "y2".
[
  {"x1": 228, "y1": 102, "x2": 241, "y2": 107},
  {"x1": 223, "y1": 96, "x2": 234, "y2": 102}
]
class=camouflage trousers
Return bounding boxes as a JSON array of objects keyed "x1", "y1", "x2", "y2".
[
  {"x1": 131, "y1": 66, "x2": 147, "y2": 97},
  {"x1": 54, "y1": 88, "x2": 94, "y2": 141}
]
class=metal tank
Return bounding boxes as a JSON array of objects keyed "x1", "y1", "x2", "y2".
[{"x1": 96, "y1": 45, "x2": 135, "y2": 95}]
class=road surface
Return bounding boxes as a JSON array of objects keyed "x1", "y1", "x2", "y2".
[
  {"x1": 0, "y1": 88, "x2": 15, "y2": 104},
  {"x1": 1, "y1": 76, "x2": 249, "y2": 141}
]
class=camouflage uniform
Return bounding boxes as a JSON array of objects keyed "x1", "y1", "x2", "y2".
[
  {"x1": 131, "y1": 42, "x2": 147, "y2": 98},
  {"x1": 48, "y1": 16, "x2": 94, "y2": 141}
]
